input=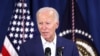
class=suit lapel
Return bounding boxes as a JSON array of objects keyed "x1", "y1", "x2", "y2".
[
  {"x1": 56, "y1": 36, "x2": 63, "y2": 56},
  {"x1": 56, "y1": 36, "x2": 63, "y2": 47},
  {"x1": 35, "y1": 36, "x2": 45, "y2": 56}
]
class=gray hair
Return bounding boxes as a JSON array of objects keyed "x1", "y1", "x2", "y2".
[{"x1": 36, "y1": 7, "x2": 59, "y2": 22}]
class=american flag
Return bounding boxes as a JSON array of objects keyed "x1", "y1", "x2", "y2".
[{"x1": 0, "y1": 0, "x2": 34, "y2": 56}]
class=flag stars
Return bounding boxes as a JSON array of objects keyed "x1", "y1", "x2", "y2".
[
  {"x1": 25, "y1": 27, "x2": 29, "y2": 32},
  {"x1": 13, "y1": 39, "x2": 17, "y2": 44},
  {"x1": 23, "y1": 40, "x2": 26, "y2": 42},
  {"x1": 59, "y1": 33, "x2": 63, "y2": 37},
  {"x1": 59, "y1": 30, "x2": 72, "y2": 37},
  {"x1": 25, "y1": 34, "x2": 28, "y2": 38},
  {"x1": 17, "y1": 2, "x2": 22, "y2": 7},
  {"x1": 20, "y1": 27, "x2": 23, "y2": 32},
  {"x1": 88, "y1": 35, "x2": 92, "y2": 39},
  {"x1": 24, "y1": 3, "x2": 27, "y2": 7},
  {"x1": 22, "y1": 15, "x2": 25, "y2": 19},
  {"x1": 30, "y1": 28, "x2": 34, "y2": 32},
  {"x1": 9, "y1": 33, "x2": 13, "y2": 37},
  {"x1": 75, "y1": 29, "x2": 92, "y2": 39},
  {"x1": 26, "y1": 22, "x2": 30, "y2": 26},
  {"x1": 66, "y1": 30, "x2": 69, "y2": 34},
  {"x1": 75, "y1": 29, "x2": 78, "y2": 33},
  {"x1": 23, "y1": 9, "x2": 26, "y2": 14},
  {"x1": 85, "y1": 33, "x2": 88, "y2": 36},
  {"x1": 15, "y1": 8, "x2": 19, "y2": 13},
  {"x1": 27, "y1": 15, "x2": 30, "y2": 20},
  {"x1": 63, "y1": 31, "x2": 66, "y2": 35},
  {"x1": 29, "y1": 34, "x2": 33, "y2": 39},
  {"x1": 27, "y1": 10, "x2": 30, "y2": 14},
  {"x1": 16, "y1": 27, "x2": 20, "y2": 32},
  {"x1": 18, "y1": 40, "x2": 22, "y2": 44},
  {"x1": 59, "y1": 29, "x2": 92, "y2": 40},
  {"x1": 19, "y1": 9, "x2": 22, "y2": 13},
  {"x1": 78, "y1": 30, "x2": 81, "y2": 34},
  {"x1": 21, "y1": 22, "x2": 24, "y2": 26},
  {"x1": 15, "y1": 33, "x2": 18, "y2": 38},
  {"x1": 6, "y1": 0, "x2": 35, "y2": 52},
  {"x1": 18, "y1": 15, "x2": 21, "y2": 20},
  {"x1": 14, "y1": 14, "x2": 18, "y2": 19},
  {"x1": 31, "y1": 22, "x2": 34, "y2": 26},
  {"x1": 17, "y1": 21, "x2": 21, "y2": 26},
  {"x1": 11, "y1": 27, "x2": 15, "y2": 31},
  {"x1": 82, "y1": 31, "x2": 85, "y2": 35},
  {"x1": 20, "y1": 34, "x2": 23, "y2": 38},
  {"x1": 13, "y1": 20, "x2": 17, "y2": 25},
  {"x1": 17, "y1": 2, "x2": 27, "y2": 8},
  {"x1": 17, "y1": 45, "x2": 20, "y2": 51}
]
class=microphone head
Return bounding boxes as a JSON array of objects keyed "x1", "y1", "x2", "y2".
[
  {"x1": 45, "y1": 47, "x2": 51, "y2": 56},
  {"x1": 57, "y1": 47, "x2": 64, "y2": 56}
]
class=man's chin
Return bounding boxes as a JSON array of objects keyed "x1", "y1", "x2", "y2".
[
  {"x1": 43, "y1": 36, "x2": 50, "y2": 39},
  {"x1": 44, "y1": 36, "x2": 50, "y2": 39}
]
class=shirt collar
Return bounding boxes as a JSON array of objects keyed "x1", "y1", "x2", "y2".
[{"x1": 41, "y1": 34, "x2": 57, "y2": 45}]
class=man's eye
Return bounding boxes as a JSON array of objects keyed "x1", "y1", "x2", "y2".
[
  {"x1": 46, "y1": 22, "x2": 50, "y2": 24},
  {"x1": 39, "y1": 22, "x2": 43, "y2": 25}
]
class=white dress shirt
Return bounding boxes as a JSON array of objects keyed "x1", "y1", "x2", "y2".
[{"x1": 41, "y1": 34, "x2": 57, "y2": 56}]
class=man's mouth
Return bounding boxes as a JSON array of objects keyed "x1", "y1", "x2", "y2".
[{"x1": 42, "y1": 32, "x2": 48, "y2": 35}]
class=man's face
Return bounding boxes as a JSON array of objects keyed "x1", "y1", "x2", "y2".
[{"x1": 37, "y1": 10, "x2": 59, "y2": 41}]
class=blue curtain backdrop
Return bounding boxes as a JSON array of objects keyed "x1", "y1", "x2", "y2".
[
  {"x1": 77, "y1": 0, "x2": 100, "y2": 54},
  {"x1": 0, "y1": 0, "x2": 100, "y2": 54},
  {"x1": 0, "y1": 0, "x2": 15, "y2": 51}
]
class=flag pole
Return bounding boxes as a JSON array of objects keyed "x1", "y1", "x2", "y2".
[
  {"x1": 22, "y1": 0, "x2": 25, "y2": 42},
  {"x1": 71, "y1": 0, "x2": 75, "y2": 42}
]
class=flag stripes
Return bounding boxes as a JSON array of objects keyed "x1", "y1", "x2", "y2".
[
  {"x1": 1, "y1": 46, "x2": 10, "y2": 56},
  {"x1": 1, "y1": 36, "x2": 18, "y2": 56}
]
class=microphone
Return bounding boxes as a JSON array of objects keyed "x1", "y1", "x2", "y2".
[
  {"x1": 45, "y1": 47, "x2": 51, "y2": 56},
  {"x1": 57, "y1": 47, "x2": 64, "y2": 56}
]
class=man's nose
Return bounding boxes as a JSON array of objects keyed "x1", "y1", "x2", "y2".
[{"x1": 42, "y1": 24, "x2": 47, "y2": 30}]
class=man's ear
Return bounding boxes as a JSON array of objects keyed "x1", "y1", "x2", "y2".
[{"x1": 56, "y1": 22, "x2": 59, "y2": 29}]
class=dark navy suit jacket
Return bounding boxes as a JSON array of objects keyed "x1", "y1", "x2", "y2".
[{"x1": 19, "y1": 36, "x2": 79, "y2": 56}]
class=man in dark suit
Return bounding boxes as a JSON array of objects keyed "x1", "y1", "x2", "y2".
[{"x1": 19, "y1": 7, "x2": 79, "y2": 56}]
